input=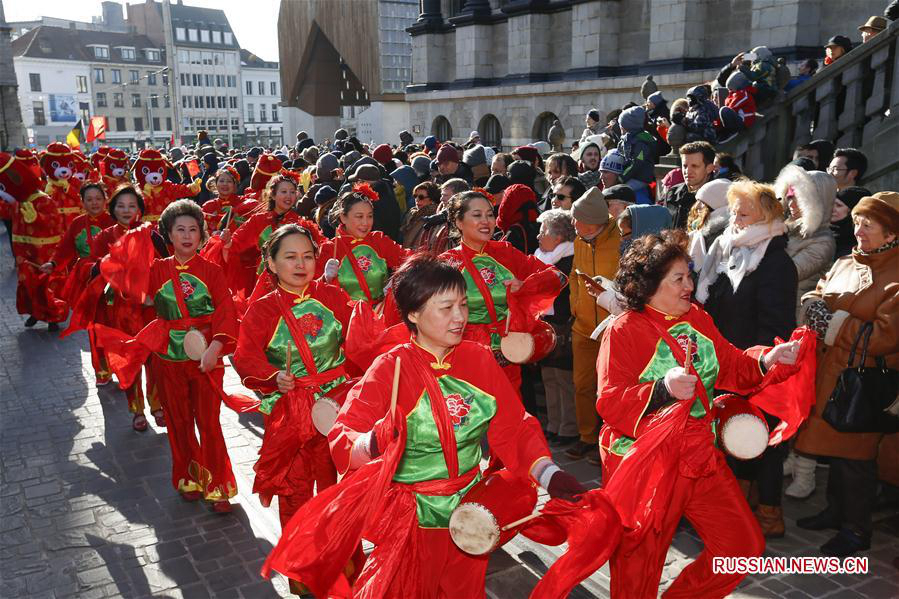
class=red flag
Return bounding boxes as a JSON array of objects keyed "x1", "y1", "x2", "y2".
[
  {"x1": 186, "y1": 159, "x2": 201, "y2": 177},
  {"x1": 86, "y1": 116, "x2": 107, "y2": 142}
]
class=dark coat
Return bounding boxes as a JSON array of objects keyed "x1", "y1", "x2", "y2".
[
  {"x1": 663, "y1": 182, "x2": 698, "y2": 230},
  {"x1": 541, "y1": 253, "x2": 574, "y2": 369},
  {"x1": 704, "y1": 234, "x2": 798, "y2": 349}
]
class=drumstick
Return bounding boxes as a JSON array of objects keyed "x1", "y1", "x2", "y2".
[
  {"x1": 501, "y1": 511, "x2": 542, "y2": 532},
  {"x1": 683, "y1": 337, "x2": 694, "y2": 372},
  {"x1": 285, "y1": 340, "x2": 293, "y2": 375},
  {"x1": 504, "y1": 312, "x2": 512, "y2": 337},
  {"x1": 389, "y1": 356, "x2": 401, "y2": 420}
]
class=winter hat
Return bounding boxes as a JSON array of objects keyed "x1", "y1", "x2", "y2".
[
  {"x1": 373, "y1": 144, "x2": 393, "y2": 167},
  {"x1": 696, "y1": 179, "x2": 732, "y2": 211},
  {"x1": 835, "y1": 186, "x2": 870, "y2": 213},
  {"x1": 750, "y1": 46, "x2": 773, "y2": 62},
  {"x1": 646, "y1": 91, "x2": 665, "y2": 108},
  {"x1": 399, "y1": 130, "x2": 414, "y2": 145},
  {"x1": 463, "y1": 145, "x2": 487, "y2": 167},
  {"x1": 314, "y1": 185, "x2": 338, "y2": 206},
  {"x1": 640, "y1": 75, "x2": 658, "y2": 99},
  {"x1": 726, "y1": 71, "x2": 751, "y2": 92},
  {"x1": 571, "y1": 187, "x2": 609, "y2": 225},
  {"x1": 587, "y1": 109, "x2": 601, "y2": 123},
  {"x1": 532, "y1": 141, "x2": 552, "y2": 157},
  {"x1": 790, "y1": 157, "x2": 817, "y2": 171},
  {"x1": 853, "y1": 191, "x2": 899, "y2": 235},
  {"x1": 602, "y1": 184, "x2": 636, "y2": 205},
  {"x1": 687, "y1": 85, "x2": 710, "y2": 103},
  {"x1": 424, "y1": 136, "x2": 438, "y2": 151},
  {"x1": 619, "y1": 106, "x2": 646, "y2": 133},
  {"x1": 507, "y1": 160, "x2": 536, "y2": 187},
  {"x1": 296, "y1": 138, "x2": 315, "y2": 152},
  {"x1": 485, "y1": 174, "x2": 511, "y2": 196},
  {"x1": 497, "y1": 184, "x2": 539, "y2": 232},
  {"x1": 341, "y1": 150, "x2": 361, "y2": 169},
  {"x1": 349, "y1": 164, "x2": 381, "y2": 183},
  {"x1": 411, "y1": 155, "x2": 432, "y2": 178},
  {"x1": 435, "y1": 145, "x2": 460, "y2": 165},
  {"x1": 316, "y1": 153, "x2": 339, "y2": 180},
  {"x1": 825, "y1": 36, "x2": 853, "y2": 55},
  {"x1": 513, "y1": 146, "x2": 539, "y2": 164},
  {"x1": 599, "y1": 149, "x2": 627, "y2": 175},
  {"x1": 468, "y1": 131, "x2": 480, "y2": 141},
  {"x1": 572, "y1": 136, "x2": 603, "y2": 162},
  {"x1": 859, "y1": 15, "x2": 888, "y2": 33},
  {"x1": 334, "y1": 128, "x2": 349, "y2": 141}
]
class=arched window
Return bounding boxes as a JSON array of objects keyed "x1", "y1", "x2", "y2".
[
  {"x1": 478, "y1": 114, "x2": 502, "y2": 148},
  {"x1": 532, "y1": 111, "x2": 559, "y2": 142},
  {"x1": 432, "y1": 115, "x2": 452, "y2": 142}
]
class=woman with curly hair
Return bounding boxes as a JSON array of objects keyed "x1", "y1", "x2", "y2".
[
  {"x1": 316, "y1": 186, "x2": 411, "y2": 304},
  {"x1": 596, "y1": 230, "x2": 800, "y2": 598},
  {"x1": 439, "y1": 190, "x2": 566, "y2": 392},
  {"x1": 223, "y1": 174, "x2": 322, "y2": 307},
  {"x1": 201, "y1": 166, "x2": 256, "y2": 235}
]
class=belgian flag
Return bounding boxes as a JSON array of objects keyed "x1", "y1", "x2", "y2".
[{"x1": 66, "y1": 120, "x2": 84, "y2": 148}]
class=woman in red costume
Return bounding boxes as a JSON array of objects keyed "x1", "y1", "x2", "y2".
[
  {"x1": 262, "y1": 254, "x2": 585, "y2": 598},
  {"x1": 201, "y1": 166, "x2": 256, "y2": 235},
  {"x1": 316, "y1": 185, "x2": 410, "y2": 304},
  {"x1": 89, "y1": 186, "x2": 166, "y2": 431},
  {"x1": 41, "y1": 183, "x2": 115, "y2": 383},
  {"x1": 223, "y1": 175, "x2": 321, "y2": 305},
  {"x1": 595, "y1": 230, "x2": 800, "y2": 598},
  {"x1": 143, "y1": 200, "x2": 238, "y2": 512},
  {"x1": 439, "y1": 191, "x2": 565, "y2": 391},
  {"x1": 232, "y1": 224, "x2": 359, "y2": 594}
]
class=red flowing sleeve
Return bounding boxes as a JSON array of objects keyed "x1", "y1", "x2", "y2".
[
  {"x1": 90, "y1": 227, "x2": 115, "y2": 259},
  {"x1": 491, "y1": 241, "x2": 566, "y2": 331},
  {"x1": 229, "y1": 213, "x2": 265, "y2": 257},
  {"x1": 595, "y1": 313, "x2": 660, "y2": 438},
  {"x1": 328, "y1": 350, "x2": 408, "y2": 475},
  {"x1": 162, "y1": 180, "x2": 200, "y2": 202},
  {"x1": 232, "y1": 295, "x2": 280, "y2": 394},
  {"x1": 478, "y1": 344, "x2": 551, "y2": 479},
  {"x1": 206, "y1": 259, "x2": 239, "y2": 353},
  {"x1": 373, "y1": 231, "x2": 412, "y2": 269}
]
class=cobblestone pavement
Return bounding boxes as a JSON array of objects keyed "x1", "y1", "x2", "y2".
[{"x1": 1, "y1": 232, "x2": 897, "y2": 598}]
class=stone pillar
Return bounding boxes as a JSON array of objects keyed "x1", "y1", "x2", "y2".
[
  {"x1": 648, "y1": 0, "x2": 706, "y2": 62},
  {"x1": 411, "y1": 32, "x2": 450, "y2": 84},
  {"x1": 506, "y1": 12, "x2": 551, "y2": 76},
  {"x1": 750, "y1": 0, "x2": 821, "y2": 49},
  {"x1": 454, "y1": 24, "x2": 493, "y2": 80},
  {"x1": 460, "y1": 0, "x2": 491, "y2": 16},
  {"x1": 416, "y1": 0, "x2": 443, "y2": 26},
  {"x1": 570, "y1": 0, "x2": 620, "y2": 70}
]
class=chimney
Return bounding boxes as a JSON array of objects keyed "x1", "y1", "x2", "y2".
[{"x1": 102, "y1": 1, "x2": 124, "y2": 27}]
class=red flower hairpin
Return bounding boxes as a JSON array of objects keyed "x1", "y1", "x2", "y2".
[
  {"x1": 472, "y1": 186, "x2": 495, "y2": 205},
  {"x1": 353, "y1": 182, "x2": 380, "y2": 202}
]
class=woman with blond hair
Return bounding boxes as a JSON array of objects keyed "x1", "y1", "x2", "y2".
[{"x1": 697, "y1": 179, "x2": 798, "y2": 536}]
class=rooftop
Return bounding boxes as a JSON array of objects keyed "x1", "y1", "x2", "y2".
[
  {"x1": 240, "y1": 48, "x2": 278, "y2": 69},
  {"x1": 12, "y1": 25, "x2": 162, "y2": 65}
]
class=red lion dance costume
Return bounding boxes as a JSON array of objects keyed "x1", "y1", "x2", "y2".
[
  {"x1": 39, "y1": 142, "x2": 83, "y2": 228},
  {"x1": 132, "y1": 149, "x2": 201, "y2": 223}
]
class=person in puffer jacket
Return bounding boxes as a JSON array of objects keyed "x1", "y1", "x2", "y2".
[
  {"x1": 716, "y1": 71, "x2": 758, "y2": 141},
  {"x1": 674, "y1": 85, "x2": 718, "y2": 144},
  {"x1": 718, "y1": 45, "x2": 779, "y2": 106},
  {"x1": 616, "y1": 106, "x2": 657, "y2": 204}
]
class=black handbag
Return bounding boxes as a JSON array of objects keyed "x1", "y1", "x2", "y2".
[{"x1": 823, "y1": 322, "x2": 899, "y2": 434}]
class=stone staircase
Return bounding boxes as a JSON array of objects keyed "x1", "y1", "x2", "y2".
[{"x1": 655, "y1": 18, "x2": 899, "y2": 191}]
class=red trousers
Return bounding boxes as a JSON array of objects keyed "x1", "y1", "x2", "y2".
[
  {"x1": 275, "y1": 433, "x2": 337, "y2": 527},
  {"x1": 608, "y1": 457, "x2": 765, "y2": 598},
  {"x1": 153, "y1": 357, "x2": 236, "y2": 501},
  {"x1": 416, "y1": 528, "x2": 490, "y2": 599},
  {"x1": 86, "y1": 326, "x2": 111, "y2": 383}
]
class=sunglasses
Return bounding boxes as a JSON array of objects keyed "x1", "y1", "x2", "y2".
[
  {"x1": 554, "y1": 193, "x2": 572, "y2": 200},
  {"x1": 414, "y1": 194, "x2": 430, "y2": 200}
]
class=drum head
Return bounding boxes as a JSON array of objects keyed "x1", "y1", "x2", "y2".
[
  {"x1": 721, "y1": 413, "x2": 769, "y2": 460},
  {"x1": 449, "y1": 502, "x2": 500, "y2": 556},
  {"x1": 500, "y1": 332, "x2": 535, "y2": 364},
  {"x1": 311, "y1": 397, "x2": 340, "y2": 436},
  {"x1": 183, "y1": 329, "x2": 208, "y2": 361}
]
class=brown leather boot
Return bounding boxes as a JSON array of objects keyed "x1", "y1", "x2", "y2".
[
  {"x1": 738, "y1": 479, "x2": 751, "y2": 500},
  {"x1": 748, "y1": 480, "x2": 760, "y2": 510},
  {"x1": 755, "y1": 504, "x2": 785, "y2": 538}
]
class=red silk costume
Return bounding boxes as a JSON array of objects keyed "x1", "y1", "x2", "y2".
[
  {"x1": 596, "y1": 305, "x2": 768, "y2": 599},
  {"x1": 201, "y1": 193, "x2": 257, "y2": 234},
  {"x1": 439, "y1": 240, "x2": 565, "y2": 390},
  {"x1": 50, "y1": 212, "x2": 116, "y2": 380},
  {"x1": 232, "y1": 281, "x2": 353, "y2": 526},
  {"x1": 263, "y1": 340, "x2": 551, "y2": 598},
  {"x1": 0, "y1": 153, "x2": 67, "y2": 323},
  {"x1": 315, "y1": 226, "x2": 411, "y2": 303},
  {"x1": 145, "y1": 255, "x2": 239, "y2": 500},
  {"x1": 88, "y1": 224, "x2": 163, "y2": 415}
]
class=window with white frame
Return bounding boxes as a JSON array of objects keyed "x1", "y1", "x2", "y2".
[
  {"x1": 175, "y1": 27, "x2": 186, "y2": 41},
  {"x1": 188, "y1": 28, "x2": 198, "y2": 42},
  {"x1": 200, "y1": 30, "x2": 210, "y2": 43},
  {"x1": 212, "y1": 30, "x2": 221, "y2": 44},
  {"x1": 93, "y1": 45, "x2": 109, "y2": 59},
  {"x1": 120, "y1": 47, "x2": 136, "y2": 60},
  {"x1": 223, "y1": 32, "x2": 233, "y2": 45}
]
